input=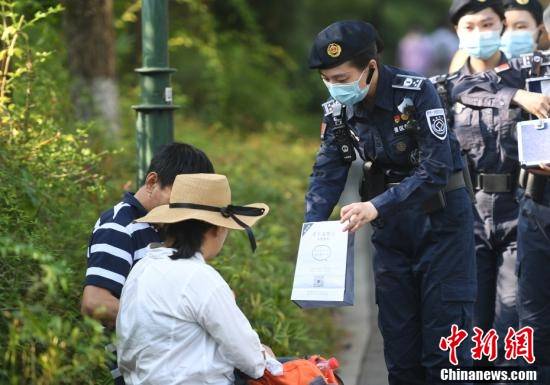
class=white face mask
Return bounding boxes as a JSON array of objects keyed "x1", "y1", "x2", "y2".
[
  {"x1": 500, "y1": 30, "x2": 536, "y2": 58},
  {"x1": 458, "y1": 30, "x2": 502, "y2": 60},
  {"x1": 322, "y1": 68, "x2": 371, "y2": 106}
]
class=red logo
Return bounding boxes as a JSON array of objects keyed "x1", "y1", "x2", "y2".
[
  {"x1": 471, "y1": 327, "x2": 498, "y2": 362},
  {"x1": 439, "y1": 324, "x2": 468, "y2": 366},
  {"x1": 439, "y1": 326, "x2": 536, "y2": 365}
]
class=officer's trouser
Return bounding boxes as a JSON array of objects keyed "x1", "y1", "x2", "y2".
[
  {"x1": 471, "y1": 190, "x2": 519, "y2": 367},
  {"x1": 372, "y1": 188, "x2": 476, "y2": 385},
  {"x1": 517, "y1": 182, "x2": 550, "y2": 383}
]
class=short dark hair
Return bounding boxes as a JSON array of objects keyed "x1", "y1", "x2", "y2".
[
  {"x1": 348, "y1": 39, "x2": 383, "y2": 70},
  {"x1": 146, "y1": 142, "x2": 214, "y2": 188},
  {"x1": 454, "y1": 6, "x2": 505, "y2": 26},
  {"x1": 163, "y1": 219, "x2": 216, "y2": 260}
]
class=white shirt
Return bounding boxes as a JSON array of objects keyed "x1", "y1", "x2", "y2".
[{"x1": 116, "y1": 246, "x2": 266, "y2": 385}]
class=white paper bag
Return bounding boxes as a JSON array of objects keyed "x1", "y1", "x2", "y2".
[{"x1": 291, "y1": 221, "x2": 354, "y2": 308}]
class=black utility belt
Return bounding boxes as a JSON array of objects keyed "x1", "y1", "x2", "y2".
[
  {"x1": 518, "y1": 170, "x2": 548, "y2": 204},
  {"x1": 474, "y1": 173, "x2": 515, "y2": 193},
  {"x1": 386, "y1": 172, "x2": 466, "y2": 214}
]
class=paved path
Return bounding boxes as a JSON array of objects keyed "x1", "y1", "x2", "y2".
[{"x1": 336, "y1": 159, "x2": 388, "y2": 385}]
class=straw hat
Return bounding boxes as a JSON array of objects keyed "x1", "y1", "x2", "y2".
[{"x1": 136, "y1": 173, "x2": 269, "y2": 230}]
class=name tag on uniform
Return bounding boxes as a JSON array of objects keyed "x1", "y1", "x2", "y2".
[
  {"x1": 392, "y1": 74, "x2": 424, "y2": 91},
  {"x1": 517, "y1": 119, "x2": 550, "y2": 168}
]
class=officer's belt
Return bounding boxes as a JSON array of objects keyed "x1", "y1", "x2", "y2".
[
  {"x1": 386, "y1": 171, "x2": 465, "y2": 192},
  {"x1": 519, "y1": 169, "x2": 548, "y2": 204},
  {"x1": 474, "y1": 173, "x2": 514, "y2": 193}
]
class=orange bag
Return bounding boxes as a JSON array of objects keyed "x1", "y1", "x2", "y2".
[
  {"x1": 247, "y1": 359, "x2": 327, "y2": 385},
  {"x1": 307, "y1": 356, "x2": 339, "y2": 384}
]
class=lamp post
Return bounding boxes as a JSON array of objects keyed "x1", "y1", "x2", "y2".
[{"x1": 133, "y1": 0, "x2": 178, "y2": 184}]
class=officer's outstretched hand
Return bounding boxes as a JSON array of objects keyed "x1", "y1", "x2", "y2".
[
  {"x1": 340, "y1": 201, "x2": 379, "y2": 233},
  {"x1": 512, "y1": 90, "x2": 550, "y2": 119}
]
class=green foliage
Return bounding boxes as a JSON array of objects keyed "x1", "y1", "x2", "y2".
[
  {"x1": 1, "y1": 0, "x2": 464, "y2": 382},
  {"x1": 0, "y1": 2, "x2": 110, "y2": 383}
]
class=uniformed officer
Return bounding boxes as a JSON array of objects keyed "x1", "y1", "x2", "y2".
[
  {"x1": 435, "y1": 0, "x2": 550, "y2": 370},
  {"x1": 515, "y1": 6, "x2": 550, "y2": 380},
  {"x1": 501, "y1": 0, "x2": 544, "y2": 58},
  {"x1": 306, "y1": 20, "x2": 476, "y2": 384},
  {"x1": 448, "y1": 0, "x2": 544, "y2": 74}
]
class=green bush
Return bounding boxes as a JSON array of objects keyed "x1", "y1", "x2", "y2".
[
  {"x1": 0, "y1": 2, "x2": 110, "y2": 383},
  {"x1": 0, "y1": 1, "x2": 338, "y2": 383}
]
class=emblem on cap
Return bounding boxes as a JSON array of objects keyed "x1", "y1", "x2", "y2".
[
  {"x1": 326, "y1": 43, "x2": 342, "y2": 58},
  {"x1": 477, "y1": 0, "x2": 486, "y2": 2},
  {"x1": 516, "y1": 0, "x2": 529, "y2": 4}
]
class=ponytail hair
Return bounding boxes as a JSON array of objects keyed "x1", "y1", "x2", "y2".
[{"x1": 162, "y1": 219, "x2": 216, "y2": 260}]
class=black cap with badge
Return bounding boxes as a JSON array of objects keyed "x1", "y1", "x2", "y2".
[
  {"x1": 449, "y1": 0, "x2": 505, "y2": 25},
  {"x1": 503, "y1": 0, "x2": 543, "y2": 25},
  {"x1": 308, "y1": 20, "x2": 384, "y2": 69}
]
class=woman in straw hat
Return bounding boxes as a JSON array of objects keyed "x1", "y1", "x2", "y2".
[{"x1": 116, "y1": 173, "x2": 273, "y2": 385}]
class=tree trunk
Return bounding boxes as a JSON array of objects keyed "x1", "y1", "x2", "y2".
[{"x1": 63, "y1": 0, "x2": 120, "y2": 134}]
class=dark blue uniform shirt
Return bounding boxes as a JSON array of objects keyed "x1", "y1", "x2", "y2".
[
  {"x1": 306, "y1": 65, "x2": 464, "y2": 221},
  {"x1": 449, "y1": 55, "x2": 526, "y2": 175}
]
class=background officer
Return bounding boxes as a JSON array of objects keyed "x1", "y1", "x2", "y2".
[
  {"x1": 443, "y1": 0, "x2": 550, "y2": 369},
  {"x1": 501, "y1": 0, "x2": 545, "y2": 58},
  {"x1": 305, "y1": 20, "x2": 476, "y2": 385},
  {"x1": 516, "y1": 5, "x2": 550, "y2": 381}
]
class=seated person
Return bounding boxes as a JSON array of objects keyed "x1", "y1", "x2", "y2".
[{"x1": 116, "y1": 173, "x2": 272, "y2": 385}]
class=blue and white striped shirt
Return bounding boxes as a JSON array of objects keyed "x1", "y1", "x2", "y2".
[{"x1": 85, "y1": 192, "x2": 160, "y2": 298}]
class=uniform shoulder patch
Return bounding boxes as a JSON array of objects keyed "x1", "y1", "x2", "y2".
[
  {"x1": 425, "y1": 108, "x2": 447, "y2": 140},
  {"x1": 495, "y1": 63, "x2": 510, "y2": 73},
  {"x1": 322, "y1": 100, "x2": 341, "y2": 116},
  {"x1": 392, "y1": 74, "x2": 425, "y2": 91}
]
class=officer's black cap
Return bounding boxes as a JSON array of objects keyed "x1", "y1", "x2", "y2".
[
  {"x1": 449, "y1": 0, "x2": 505, "y2": 25},
  {"x1": 308, "y1": 20, "x2": 384, "y2": 70},
  {"x1": 503, "y1": 0, "x2": 543, "y2": 25}
]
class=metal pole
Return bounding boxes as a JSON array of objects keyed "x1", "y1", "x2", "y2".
[{"x1": 133, "y1": 0, "x2": 178, "y2": 185}]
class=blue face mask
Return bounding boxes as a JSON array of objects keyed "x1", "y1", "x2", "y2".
[
  {"x1": 459, "y1": 30, "x2": 501, "y2": 60},
  {"x1": 323, "y1": 68, "x2": 371, "y2": 106},
  {"x1": 500, "y1": 30, "x2": 536, "y2": 58}
]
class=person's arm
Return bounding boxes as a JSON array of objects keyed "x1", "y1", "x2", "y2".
[
  {"x1": 196, "y1": 282, "x2": 266, "y2": 379},
  {"x1": 530, "y1": 163, "x2": 550, "y2": 176},
  {"x1": 81, "y1": 223, "x2": 134, "y2": 328},
  {"x1": 305, "y1": 116, "x2": 351, "y2": 222},
  {"x1": 451, "y1": 71, "x2": 520, "y2": 110},
  {"x1": 368, "y1": 82, "x2": 453, "y2": 219},
  {"x1": 81, "y1": 285, "x2": 119, "y2": 329},
  {"x1": 451, "y1": 66, "x2": 550, "y2": 118}
]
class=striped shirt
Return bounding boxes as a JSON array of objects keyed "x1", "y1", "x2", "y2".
[{"x1": 85, "y1": 192, "x2": 160, "y2": 298}]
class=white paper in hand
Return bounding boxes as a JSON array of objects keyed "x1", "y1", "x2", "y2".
[{"x1": 291, "y1": 221, "x2": 354, "y2": 308}]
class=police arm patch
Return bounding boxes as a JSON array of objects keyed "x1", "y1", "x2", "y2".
[{"x1": 425, "y1": 108, "x2": 448, "y2": 140}]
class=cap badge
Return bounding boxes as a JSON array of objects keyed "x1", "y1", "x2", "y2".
[
  {"x1": 327, "y1": 43, "x2": 342, "y2": 58},
  {"x1": 516, "y1": 0, "x2": 529, "y2": 4},
  {"x1": 477, "y1": 0, "x2": 487, "y2": 2}
]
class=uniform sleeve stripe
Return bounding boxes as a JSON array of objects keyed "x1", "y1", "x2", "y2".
[
  {"x1": 89, "y1": 244, "x2": 133, "y2": 266},
  {"x1": 86, "y1": 267, "x2": 126, "y2": 285}
]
